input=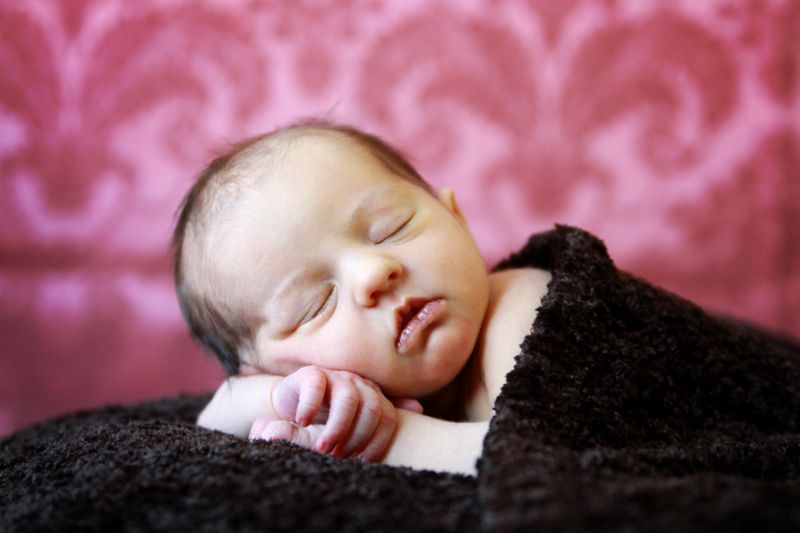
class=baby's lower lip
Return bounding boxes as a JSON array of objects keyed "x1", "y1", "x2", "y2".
[{"x1": 396, "y1": 299, "x2": 445, "y2": 354}]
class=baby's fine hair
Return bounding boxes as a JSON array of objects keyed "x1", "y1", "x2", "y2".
[{"x1": 172, "y1": 119, "x2": 433, "y2": 375}]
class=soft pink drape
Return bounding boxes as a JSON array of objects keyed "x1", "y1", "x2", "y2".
[{"x1": 1, "y1": 0, "x2": 798, "y2": 436}]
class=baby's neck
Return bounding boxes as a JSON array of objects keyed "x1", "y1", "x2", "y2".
[
  {"x1": 420, "y1": 268, "x2": 553, "y2": 423},
  {"x1": 418, "y1": 345, "x2": 484, "y2": 421}
]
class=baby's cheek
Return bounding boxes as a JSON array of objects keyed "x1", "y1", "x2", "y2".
[
  {"x1": 312, "y1": 310, "x2": 391, "y2": 376},
  {"x1": 329, "y1": 335, "x2": 383, "y2": 373}
]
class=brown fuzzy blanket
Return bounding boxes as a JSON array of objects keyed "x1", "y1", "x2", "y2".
[{"x1": 2, "y1": 226, "x2": 799, "y2": 532}]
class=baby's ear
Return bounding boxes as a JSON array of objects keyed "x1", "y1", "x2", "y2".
[{"x1": 437, "y1": 187, "x2": 468, "y2": 227}]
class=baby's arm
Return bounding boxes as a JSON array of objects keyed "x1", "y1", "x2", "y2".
[
  {"x1": 253, "y1": 405, "x2": 488, "y2": 475},
  {"x1": 383, "y1": 410, "x2": 488, "y2": 475},
  {"x1": 198, "y1": 368, "x2": 487, "y2": 474},
  {"x1": 197, "y1": 373, "x2": 281, "y2": 437},
  {"x1": 198, "y1": 366, "x2": 422, "y2": 461}
]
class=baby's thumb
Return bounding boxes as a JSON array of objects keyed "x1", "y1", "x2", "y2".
[
  {"x1": 250, "y1": 419, "x2": 322, "y2": 450},
  {"x1": 390, "y1": 397, "x2": 424, "y2": 414},
  {"x1": 272, "y1": 367, "x2": 328, "y2": 425},
  {"x1": 271, "y1": 379, "x2": 301, "y2": 422}
]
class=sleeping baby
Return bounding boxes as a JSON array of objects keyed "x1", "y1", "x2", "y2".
[{"x1": 172, "y1": 120, "x2": 551, "y2": 474}]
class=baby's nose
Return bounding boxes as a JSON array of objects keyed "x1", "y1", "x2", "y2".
[{"x1": 347, "y1": 253, "x2": 402, "y2": 307}]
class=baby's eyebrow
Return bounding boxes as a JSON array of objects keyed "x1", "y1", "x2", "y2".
[
  {"x1": 265, "y1": 272, "x2": 308, "y2": 334},
  {"x1": 347, "y1": 184, "x2": 401, "y2": 225}
]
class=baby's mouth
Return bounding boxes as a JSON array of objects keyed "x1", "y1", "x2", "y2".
[{"x1": 395, "y1": 298, "x2": 445, "y2": 354}]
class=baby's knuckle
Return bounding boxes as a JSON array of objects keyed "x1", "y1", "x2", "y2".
[
  {"x1": 337, "y1": 389, "x2": 359, "y2": 410},
  {"x1": 298, "y1": 365, "x2": 324, "y2": 380},
  {"x1": 362, "y1": 401, "x2": 383, "y2": 421},
  {"x1": 361, "y1": 379, "x2": 381, "y2": 393},
  {"x1": 332, "y1": 370, "x2": 357, "y2": 385},
  {"x1": 382, "y1": 411, "x2": 398, "y2": 429},
  {"x1": 300, "y1": 372, "x2": 326, "y2": 392},
  {"x1": 306, "y1": 378, "x2": 327, "y2": 393},
  {"x1": 377, "y1": 420, "x2": 392, "y2": 436}
]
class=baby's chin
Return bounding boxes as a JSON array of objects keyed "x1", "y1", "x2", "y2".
[
  {"x1": 382, "y1": 361, "x2": 467, "y2": 400},
  {"x1": 380, "y1": 323, "x2": 478, "y2": 397}
]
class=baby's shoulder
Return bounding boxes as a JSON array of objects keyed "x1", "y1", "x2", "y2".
[
  {"x1": 479, "y1": 268, "x2": 551, "y2": 407},
  {"x1": 484, "y1": 268, "x2": 551, "y2": 350},
  {"x1": 488, "y1": 267, "x2": 551, "y2": 299}
]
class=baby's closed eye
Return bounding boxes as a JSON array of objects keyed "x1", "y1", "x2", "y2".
[
  {"x1": 370, "y1": 212, "x2": 414, "y2": 244},
  {"x1": 299, "y1": 284, "x2": 336, "y2": 326}
]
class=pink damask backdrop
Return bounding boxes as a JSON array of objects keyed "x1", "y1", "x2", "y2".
[{"x1": 1, "y1": 0, "x2": 798, "y2": 436}]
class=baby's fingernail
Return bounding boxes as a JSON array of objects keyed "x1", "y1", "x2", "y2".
[
  {"x1": 249, "y1": 419, "x2": 268, "y2": 440},
  {"x1": 316, "y1": 439, "x2": 329, "y2": 454}
]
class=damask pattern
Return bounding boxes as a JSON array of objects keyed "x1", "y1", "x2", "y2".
[{"x1": 1, "y1": 0, "x2": 797, "y2": 436}]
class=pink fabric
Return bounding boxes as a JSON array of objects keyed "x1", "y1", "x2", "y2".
[{"x1": 1, "y1": 0, "x2": 798, "y2": 436}]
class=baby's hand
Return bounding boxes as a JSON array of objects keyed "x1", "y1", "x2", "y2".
[{"x1": 249, "y1": 365, "x2": 422, "y2": 462}]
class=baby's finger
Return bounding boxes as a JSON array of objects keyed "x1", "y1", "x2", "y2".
[
  {"x1": 248, "y1": 417, "x2": 271, "y2": 440},
  {"x1": 340, "y1": 380, "x2": 385, "y2": 456},
  {"x1": 315, "y1": 376, "x2": 358, "y2": 454},
  {"x1": 295, "y1": 371, "x2": 328, "y2": 426},
  {"x1": 355, "y1": 414, "x2": 397, "y2": 463},
  {"x1": 391, "y1": 397, "x2": 424, "y2": 414}
]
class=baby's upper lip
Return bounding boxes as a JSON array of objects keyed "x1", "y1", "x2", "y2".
[{"x1": 394, "y1": 297, "x2": 435, "y2": 342}]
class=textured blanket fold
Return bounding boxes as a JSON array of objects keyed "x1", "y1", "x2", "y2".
[
  {"x1": 482, "y1": 226, "x2": 800, "y2": 531},
  {"x1": 2, "y1": 226, "x2": 799, "y2": 531}
]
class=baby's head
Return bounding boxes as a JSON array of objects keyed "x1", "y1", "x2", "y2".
[{"x1": 173, "y1": 121, "x2": 489, "y2": 398}]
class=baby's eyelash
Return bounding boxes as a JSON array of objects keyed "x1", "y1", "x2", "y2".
[
  {"x1": 295, "y1": 286, "x2": 335, "y2": 330},
  {"x1": 311, "y1": 285, "x2": 336, "y2": 320},
  {"x1": 376, "y1": 214, "x2": 414, "y2": 244}
]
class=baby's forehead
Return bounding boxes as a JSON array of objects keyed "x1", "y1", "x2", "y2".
[
  {"x1": 188, "y1": 135, "x2": 350, "y2": 281},
  {"x1": 196, "y1": 132, "x2": 356, "y2": 231},
  {"x1": 188, "y1": 128, "x2": 420, "y2": 303},
  {"x1": 240, "y1": 129, "x2": 371, "y2": 175}
]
